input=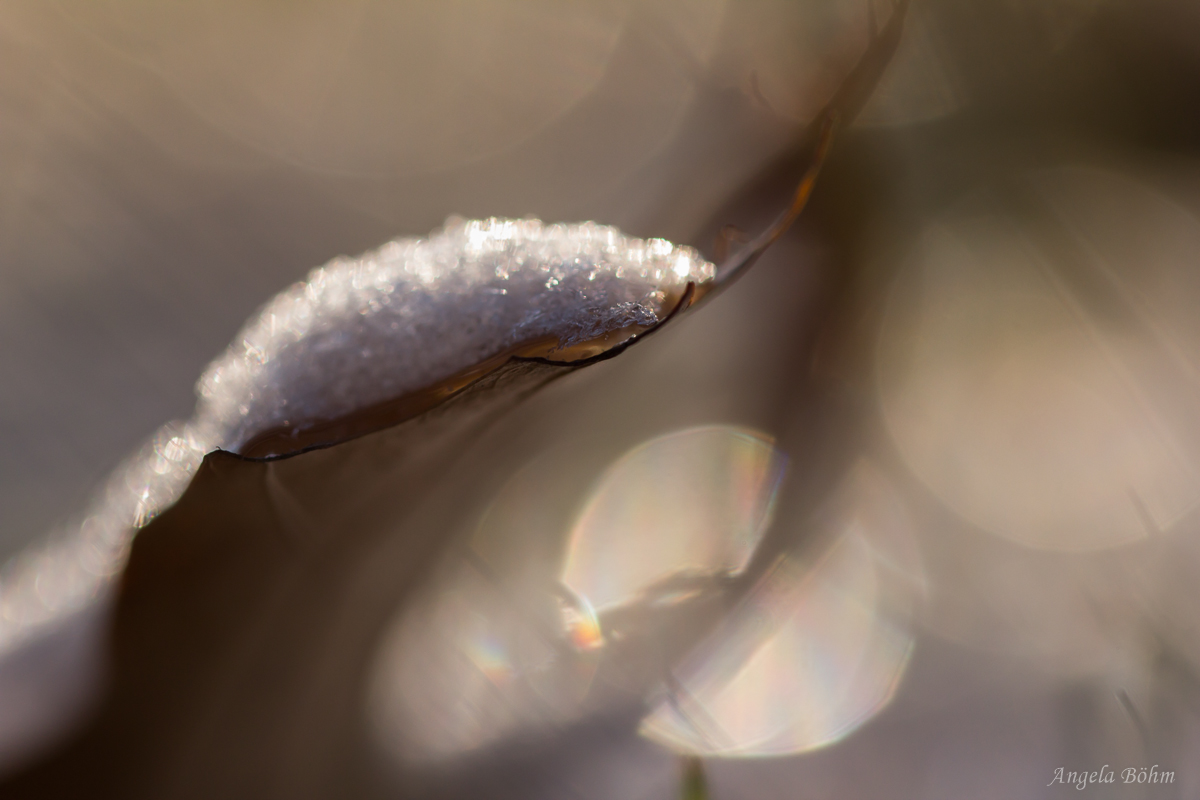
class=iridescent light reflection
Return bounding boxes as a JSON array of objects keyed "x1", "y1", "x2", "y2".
[
  {"x1": 561, "y1": 426, "x2": 787, "y2": 611},
  {"x1": 368, "y1": 558, "x2": 601, "y2": 763},
  {"x1": 369, "y1": 426, "x2": 787, "y2": 764},
  {"x1": 370, "y1": 443, "x2": 918, "y2": 765},
  {"x1": 640, "y1": 464, "x2": 920, "y2": 757}
]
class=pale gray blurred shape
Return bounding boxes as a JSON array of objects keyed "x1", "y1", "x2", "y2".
[
  {"x1": 876, "y1": 167, "x2": 1200, "y2": 551},
  {"x1": 913, "y1": 493, "x2": 1163, "y2": 677}
]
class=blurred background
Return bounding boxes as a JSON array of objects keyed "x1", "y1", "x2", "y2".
[{"x1": 3, "y1": 0, "x2": 1200, "y2": 797}]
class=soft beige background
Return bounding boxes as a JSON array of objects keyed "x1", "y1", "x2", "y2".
[{"x1": 4, "y1": 1, "x2": 1200, "y2": 797}]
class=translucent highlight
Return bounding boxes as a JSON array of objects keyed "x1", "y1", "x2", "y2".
[
  {"x1": 640, "y1": 463, "x2": 920, "y2": 757},
  {"x1": 561, "y1": 426, "x2": 787, "y2": 611},
  {"x1": 559, "y1": 589, "x2": 604, "y2": 652}
]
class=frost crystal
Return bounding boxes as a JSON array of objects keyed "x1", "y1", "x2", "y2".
[{"x1": 199, "y1": 216, "x2": 711, "y2": 450}]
